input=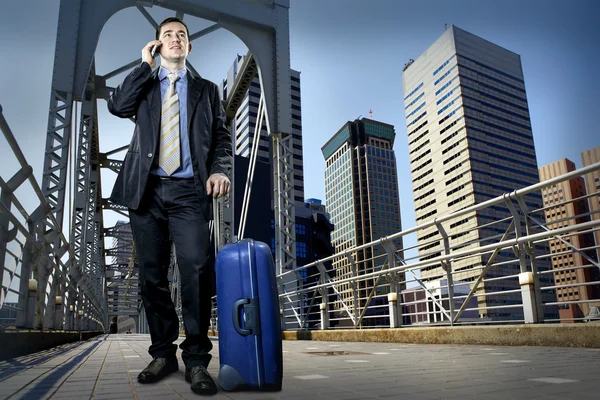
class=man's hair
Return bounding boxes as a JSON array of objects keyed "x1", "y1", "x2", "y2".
[{"x1": 156, "y1": 17, "x2": 190, "y2": 40}]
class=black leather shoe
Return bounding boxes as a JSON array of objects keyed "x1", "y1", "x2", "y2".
[
  {"x1": 137, "y1": 357, "x2": 179, "y2": 384},
  {"x1": 186, "y1": 366, "x2": 217, "y2": 395}
]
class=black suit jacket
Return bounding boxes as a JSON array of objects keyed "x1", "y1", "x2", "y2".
[{"x1": 107, "y1": 62, "x2": 232, "y2": 218}]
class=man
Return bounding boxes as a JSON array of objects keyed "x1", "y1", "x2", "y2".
[{"x1": 107, "y1": 17, "x2": 231, "y2": 396}]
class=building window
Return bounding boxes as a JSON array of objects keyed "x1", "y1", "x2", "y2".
[
  {"x1": 434, "y1": 65, "x2": 456, "y2": 86},
  {"x1": 404, "y1": 82, "x2": 423, "y2": 100},
  {"x1": 433, "y1": 57, "x2": 452, "y2": 76},
  {"x1": 296, "y1": 242, "x2": 307, "y2": 258}
]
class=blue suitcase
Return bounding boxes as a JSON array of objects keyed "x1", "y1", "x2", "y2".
[{"x1": 215, "y1": 239, "x2": 283, "y2": 391}]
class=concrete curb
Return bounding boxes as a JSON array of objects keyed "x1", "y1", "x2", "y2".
[
  {"x1": 281, "y1": 324, "x2": 600, "y2": 348},
  {"x1": 0, "y1": 330, "x2": 104, "y2": 360}
]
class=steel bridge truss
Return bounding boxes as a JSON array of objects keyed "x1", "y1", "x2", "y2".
[{"x1": 0, "y1": 0, "x2": 294, "y2": 331}]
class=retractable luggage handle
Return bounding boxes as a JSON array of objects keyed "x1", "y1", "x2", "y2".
[
  {"x1": 214, "y1": 197, "x2": 261, "y2": 337},
  {"x1": 212, "y1": 197, "x2": 222, "y2": 253}
]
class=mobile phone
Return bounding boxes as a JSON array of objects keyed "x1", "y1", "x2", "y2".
[{"x1": 151, "y1": 44, "x2": 160, "y2": 58}]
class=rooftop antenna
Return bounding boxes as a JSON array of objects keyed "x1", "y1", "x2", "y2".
[{"x1": 369, "y1": 109, "x2": 373, "y2": 119}]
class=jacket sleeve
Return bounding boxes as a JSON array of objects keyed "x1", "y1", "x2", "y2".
[
  {"x1": 107, "y1": 62, "x2": 153, "y2": 118},
  {"x1": 209, "y1": 82, "x2": 233, "y2": 178}
]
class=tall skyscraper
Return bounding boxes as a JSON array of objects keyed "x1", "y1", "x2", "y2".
[
  {"x1": 581, "y1": 146, "x2": 600, "y2": 262},
  {"x1": 402, "y1": 25, "x2": 555, "y2": 320},
  {"x1": 539, "y1": 158, "x2": 599, "y2": 321},
  {"x1": 322, "y1": 118, "x2": 403, "y2": 325},
  {"x1": 221, "y1": 55, "x2": 305, "y2": 205}
]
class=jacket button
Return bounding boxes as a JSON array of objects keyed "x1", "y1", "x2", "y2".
[{"x1": 148, "y1": 153, "x2": 153, "y2": 158}]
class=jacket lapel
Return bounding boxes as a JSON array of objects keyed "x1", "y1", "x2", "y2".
[
  {"x1": 147, "y1": 69, "x2": 161, "y2": 146},
  {"x1": 187, "y1": 69, "x2": 205, "y2": 130}
]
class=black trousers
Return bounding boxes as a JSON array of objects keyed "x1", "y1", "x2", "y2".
[{"x1": 129, "y1": 176, "x2": 213, "y2": 368}]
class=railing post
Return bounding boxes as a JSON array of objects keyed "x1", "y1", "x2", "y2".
[
  {"x1": 34, "y1": 239, "x2": 51, "y2": 330},
  {"x1": 25, "y1": 278, "x2": 38, "y2": 329},
  {"x1": 519, "y1": 272, "x2": 539, "y2": 323},
  {"x1": 382, "y1": 238, "x2": 402, "y2": 328},
  {"x1": 76, "y1": 306, "x2": 83, "y2": 331},
  {"x1": 506, "y1": 195, "x2": 540, "y2": 323},
  {"x1": 43, "y1": 270, "x2": 59, "y2": 329},
  {"x1": 319, "y1": 303, "x2": 329, "y2": 330},
  {"x1": 387, "y1": 292, "x2": 399, "y2": 328},
  {"x1": 318, "y1": 263, "x2": 329, "y2": 330},
  {"x1": 514, "y1": 194, "x2": 546, "y2": 322},
  {"x1": 434, "y1": 220, "x2": 454, "y2": 325},
  {"x1": 15, "y1": 233, "x2": 36, "y2": 327},
  {"x1": 54, "y1": 295, "x2": 64, "y2": 330},
  {"x1": 280, "y1": 306, "x2": 285, "y2": 332},
  {"x1": 347, "y1": 253, "x2": 360, "y2": 328},
  {"x1": 67, "y1": 291, "x2": 76, "y2": 330},
  {"x1": 68, "y1": 304, "x2": 74, "y2": 330}
]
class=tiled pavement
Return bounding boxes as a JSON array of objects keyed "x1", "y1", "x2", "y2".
[{"x1": 0, "y1": 334, "x2": 598, "y2": 399}]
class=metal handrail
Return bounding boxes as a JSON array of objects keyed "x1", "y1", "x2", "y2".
[{"x1": 280, "y1": 161, "x2": 600, "y2": 279}]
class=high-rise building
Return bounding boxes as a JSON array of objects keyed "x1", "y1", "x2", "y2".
[
  {"x1": 221, "y1": 55, "x2": 305, "y2": 205},
  {"x1": 108, "y1": 221, "x2": 136, "y2": 314},
  {"x1": 402, "y1": 25, "x2": 555, "y2": 320},
  {"x1": 111, "y1": 221, "x2": 133, "y2": 266},
  {"x1": 305, "y1": 198, "x2": 329, "y2": 218},
  {"x1": 581, "y1": 146, "x2": 600, "y2": 262},
  {"x1": 322, "y1": 118, "x2": 404, "y2": 326},
  {"x1": 539, "y1": 158, "x2": 599, "y2": 321}
]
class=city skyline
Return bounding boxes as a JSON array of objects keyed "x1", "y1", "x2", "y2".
[{"x1": 0, "y1": 1, "x2": 598, "y2": 259}]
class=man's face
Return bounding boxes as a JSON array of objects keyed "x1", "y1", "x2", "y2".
[{"x1": 158, "y1": 21, "x2": 191, "y2": 61}]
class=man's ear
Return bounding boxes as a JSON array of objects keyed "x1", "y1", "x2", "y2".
[{"x1": 188, "y1": 43, "x2": 193, "y2": 54}]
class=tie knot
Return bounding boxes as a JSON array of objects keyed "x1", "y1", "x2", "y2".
[{"x1": 168, "y1": 73, "x2": 179, "y2": 83}]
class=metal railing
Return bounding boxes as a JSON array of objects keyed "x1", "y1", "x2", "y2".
[
  {"x1": 272, "y1": 161, "x2": 600, "y2": 330},
  {"x1": 0, "y1": 106, "x2": 104, "y2": 332}
]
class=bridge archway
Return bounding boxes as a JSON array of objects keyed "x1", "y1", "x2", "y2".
[{"x1": 37, "y1": 0, "x2": 295, "y2": 329}]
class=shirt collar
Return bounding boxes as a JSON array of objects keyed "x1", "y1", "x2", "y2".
[{"x1": 158, "y1": 66, "x2": 188, "y2": 83}]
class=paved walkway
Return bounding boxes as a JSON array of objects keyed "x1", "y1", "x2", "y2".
[{"x1": 0, "y1": 334, "x2": 598, "y2": 399}]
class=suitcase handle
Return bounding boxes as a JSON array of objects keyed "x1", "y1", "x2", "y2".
[
  {"x1": 233, "y1": 299, "x2": 252, "y2": 336},
  {"x1": 233, "y1": 298, "x2": 262, "y2": 336}
]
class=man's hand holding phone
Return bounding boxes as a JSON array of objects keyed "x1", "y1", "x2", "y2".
[{"x1": 142, "y1": 40, "x2": 162, "y2": 69}]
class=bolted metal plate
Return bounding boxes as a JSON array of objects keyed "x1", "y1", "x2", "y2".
[{"x1": 304, "y1": 351, "x2": 370, "y2": 356}]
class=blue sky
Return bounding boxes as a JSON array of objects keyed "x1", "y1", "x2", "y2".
[{"x1": 0, "y1": 0, "x2": 598, "y2": 256}]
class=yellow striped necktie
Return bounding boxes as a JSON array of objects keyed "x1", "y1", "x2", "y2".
[{"x1": 159, "y1": 73, "x2": 181, "y2": 175}]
